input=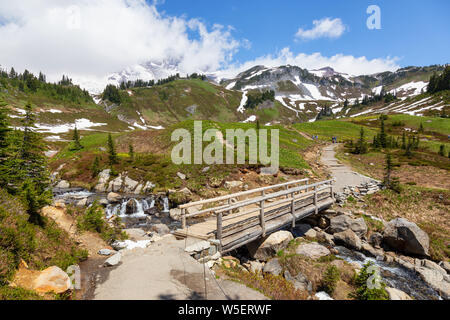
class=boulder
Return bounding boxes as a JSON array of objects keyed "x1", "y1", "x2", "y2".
[
  {"x1": 76, "y1": 198, "x2": 88, "y2": 207},
  {"x1": 333, "y1": 229, "x2": 362, "y2": 250},
  {"x1": 225, "y1": 181, "x2": 243, "y2": 189},
  {"x1": 108, "y1": 175, "x2": 123, "y2": 192},
  {"x1": 177, "y1": 172, "x2": 186, "y2": 180},
  {"x1": 422, "y1": 259, "x2": 447, "y2": 275},
  {"x1": 328, "y1": 215, "x2": 367, "y2": 237},
  {"x1": 150, "y1": 223, "x2": 170, "y2": 236},
  {"x1": 386, "y1": 287, "x2": 413, "y2": 300},
  {"x1": 369, "y1": 232, "x2": 383, "y2": 248},
  {"x1": 123, "y1": 176, "x2": 139, "y2": 193},
  {"x1": 104, "y1": 253, "x2": 122, "y2": 267},
  {"x1": 107, "y1": 192, "x2": 122, "y2": 203},
  {"x1": 316, "y1": 231, "x2": 335, "y2": 246},
  {"x1": 125, "y1": 199, "x2": 137, "y2": 215},
  {"x1": 284, "y1": 270, "x2": 312, "y2": 293},
  {"x1": 248, "y1": 261, "x2": 263, "y2": 274},
  {"x1": 33, "y1": 266, "x2": 72, "y2": 294},
  {"x1": 293, "y1": 224, "x2": 317, "y2": 239},
  {"x1": 295, "y1": 242, "x2": 331, "y2": 260},
  {"x1": 98, "y1": 249, "x2": 116, "y2": 256},
  {"x1": 263, "y1": 258, "x2": 283, "y2": 276},
  {"x1": 125, "y1": 228, "x2": 149, "y2": 241},
  {"x1": 143, "y1": 181, "x2": 156, "y2": 193},
  {"x1": 134, "y1": 184, "x2": 143, "y2": 195},
  {"x1": 169, "y1": 208, "x2": 182, "y2": 221},
  {"x1": 247, "y1": 231, "x2": 293, "y2": 261},
  {"x1": 416, "y1": 267, "x2": 450, "y2": 300},
  {"x1": 383, "y1": 218, "x2": 429, "y2": 257},
  {"x1": 12, "y1": 265, "x2": 72, "y2": 294},
  {"x1": 56, "y1": 180, "x2": 70, "y2": 189},
  {"x1": 439, "y1": 261, "x2": 450, "y2": 274}
]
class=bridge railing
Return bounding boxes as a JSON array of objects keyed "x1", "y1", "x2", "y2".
[
  {"x1": 214, "y1": 179, "x2": 334, "y2": 251},
  {"x1": 178, "y1": 178, "x2": 310, "y2": 228}
]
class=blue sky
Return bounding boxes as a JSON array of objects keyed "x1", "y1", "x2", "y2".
[{"x1": 158, "y1": 0, "x2": 450, "y2": 68}]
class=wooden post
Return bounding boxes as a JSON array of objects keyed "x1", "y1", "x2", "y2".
[
  {"x1": 314, "y1": 186, "x2": 318, "y2": 215},
  {"x1": 331, "y1": 185, "x2": 335, "y2": 201},
  {"x1": 291, "y1": 192, "x2": 296, "y2": 228},
  {"x1": 181, "y1": 208, "x2": 186, "y2": 229},
  {"x1": 216, "y1": 211, "x2": 223, "y2": 252},
  {"x1": 260, "y1": 200, "x2": 266, "y2": 237},
  {"x1": 285, "y1": 185, "x2": 289, "y2": 199}
]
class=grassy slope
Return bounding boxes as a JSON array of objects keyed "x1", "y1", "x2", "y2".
[
  {"x1": 0, "y1": 189, "x2": 88, "y2": 299},
  {"x1": 51, "y1": 120, "x2": 313, "y2": 191}
]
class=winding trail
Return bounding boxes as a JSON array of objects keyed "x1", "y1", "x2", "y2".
[{"x1": 321, "y1": 144, "x2": 376, "y2": 192}]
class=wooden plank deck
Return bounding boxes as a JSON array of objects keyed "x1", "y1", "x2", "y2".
[{"x1": 174, "y1": 179, "x2": 335, "y2": 252}]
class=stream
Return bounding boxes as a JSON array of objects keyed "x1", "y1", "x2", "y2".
[{"x1": 335, "y1": 246, "x2": 442, "y2": 300}]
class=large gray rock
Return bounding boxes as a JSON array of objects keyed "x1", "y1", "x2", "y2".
[
  {"x1": 169, "y1": 208, "x2": 182, "y2": 221},
  {"x1": 56, "y1": 180, "x2": 70, "y2": 189},
  {"x1": 295, "y1": 242, "x2": 331, "y2": 260},
  {"x1": 386, "y1": 287, "x2": 412, "y2": 300},
  {"x1": 263, "y1": 258, "x2": 283, "y2": 276},
  {"x1": 439, "y1": 261, "x2": 450, "y2": 274},
  {"x1": 293, "y1": 224, "x2": 317, "y2": 239},
  {"x1": 98, "y1": 249, "x2": 116, "y2": 256},
  {"x1": 104, "y1": 253, "x2": 121, "y2": 267},
  {"x1": 123, "y1": 176, "x2": 139, "y2": 193},
  {"x1": 316, "y1": 231, "x2": 335, "y2": 246},
  {"x1": 108, "y1": 175, "x2": 123, "y2": 192},
  {"x1": 383, "y1": 218, "x2": 429, "y2": 257},
  {"x1": 248, "y1": 261, "x2": 263, "y2": 274},
  {"x1": 328, "y1": 215, "x2": 367, "y2": 237},
  {"x1": 247, "y1": 231, "x2": 293, "y2": 261},
  {"x1": 150, "y1": 223, "x2": 170, "y2": 236},
  {"x1": 107, "y1": 192, "x2": 122, "y2": 203},
  {"x1": 369, "y1": 232, "x2": 383, "y2": 248},
  {"x1": 284, "y1": 270, "x2": 312, "y2": 293},
  {"x1": 416, "y1": 266, "x2": 450, "y2": 300},
  {"x1": 333, "y1": 229, "x2": 362, "y2": 250}
]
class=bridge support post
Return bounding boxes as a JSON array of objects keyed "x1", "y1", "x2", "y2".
[
  {"x1": 314, "y1": 186, "x2": 318, "y2": 215},
  {"x1": 291, "y1": 192, "x2": 296, "y2": 228},
  {"x1": 216, "y1": 211, "x2": 223, "y2": 252},
  {"x1": 260, "y1": 200, "x2": 266, "y2": 237},
  {"x1": 181, "y1": 208, "x2": 186, "y2": 229}
]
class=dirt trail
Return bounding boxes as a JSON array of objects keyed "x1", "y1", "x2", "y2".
[
  {"x1": 92, "y1": 236, "x2": 267, "y2": 300},
  {"x1": 320, "y1": 144, "x2": 376, "y2": 192},
  {"x1": 41, "y1": 206, "x2": 109, "y2": 256}
]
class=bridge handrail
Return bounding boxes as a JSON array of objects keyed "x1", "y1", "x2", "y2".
[
  {"x1": 214, "y1": 179, "x2": 333, "y2": 214},
  {"x1": 179, "y1": 178, "x2": 309, "y2": 228},
  {"x1": 179, "y1": 178, "x2": 309, "y2": 209}
]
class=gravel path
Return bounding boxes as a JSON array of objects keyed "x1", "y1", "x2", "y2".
[
  {"x1": 321, "y1": 144, "x2": 375, "y2": 192},
  {"x1": 92, "y1": 236, "x2": 267, "y2": 300}
]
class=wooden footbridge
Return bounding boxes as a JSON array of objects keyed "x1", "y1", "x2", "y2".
[{"x1": 174, "y1": 179, "x2": 335, "y2": 253}]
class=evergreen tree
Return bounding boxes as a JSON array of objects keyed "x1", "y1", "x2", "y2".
[
  {"x1": 438, "y1": 144, "x2": 445, "y2": 157},
  {"x1": 383, "y1": 153, "x2": 401, "y2": 193},
  {"x1": 71, "y1": 125, "x2": 83, "y2": 150},
  {"x1": 419, "y1": 122, "x2": 424, "y2": 134},
  {"x1": 379, "y1": 117, "x2": 387, "y2": 148},
  {"x1": 128, "y1": 144, "x2": 134, "y2": 162},
  {"x1": 91, "y1": 156, "x2": 100, "y2": 178},
  {"x1": 107, "y1": 134, "x2": 118, "y2": 165},
  {"x1": 354, "y1": 127, "x2": 368, "y2": 154},
  {"x1": 401, "y1": 132, "x2": 406, "y2": 150}
]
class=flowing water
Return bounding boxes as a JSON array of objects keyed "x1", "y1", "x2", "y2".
[{"x1": 335, "y1": 246, "x2": 441, "y2": 300}]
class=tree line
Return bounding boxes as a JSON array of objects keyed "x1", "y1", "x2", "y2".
[
  {"x1": 427, "y1": 66, "x2": 450, "y2": 94},
  {"x1": 244, "y1": 90, "x2": 275, "y2": 110},
  {"x1": 0, "y1": 68, "x2": 93, "y2": 105}
]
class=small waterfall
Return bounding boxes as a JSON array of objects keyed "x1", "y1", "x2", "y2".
[
  {"x1": 162, "y1": 197, "x2": 169, "y2": 213},
  {"x1": 106, "y1": 197, "x2": 156, "y2": 218}
]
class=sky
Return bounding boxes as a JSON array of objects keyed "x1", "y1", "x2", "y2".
[{"x1": 0, "y1": 0, "x2": 448, "y2": 86}]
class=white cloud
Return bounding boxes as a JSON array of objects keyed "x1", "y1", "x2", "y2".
[
  {"x1": 295, "y1": 17, "x2": 346, "y2": 40},
  {"x1": 0, "y1": 0, "x2": 240, "y2": 82},
  {"x1": 217, "y1": 47, "x2": 400, "y2": 80}
]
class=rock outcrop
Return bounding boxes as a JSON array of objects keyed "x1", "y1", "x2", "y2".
[
  {"x1": 295, "y1": 242, "x2": 331, "y2": 260},
  {"x1": 383, "y1": 218, "x2": 429, "y2": 257},
  {"x1": 247, "y1": 231, "x2": 293, "y2": 261}
]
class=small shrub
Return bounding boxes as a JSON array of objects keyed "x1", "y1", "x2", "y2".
[
  {"x1": 321, "y1": 265, "x2": 340, "y2": 295},
  {"x1": 349, "y1": 262, "x2": 389, "y2": 300}
]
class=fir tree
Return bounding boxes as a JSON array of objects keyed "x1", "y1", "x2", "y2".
[
  {"x1": 438, "y1": 144, "x2": 445, "y2": 157},
  {"x1": 128, "y1": 144, "x2": 134, "y2": 162},
  {"x1": 354, "y1": 127, "x2": 368, "y2": 154},
  {"x1": 91, "y1": 156, "x2": 100, "y2": 178},
  {"x1": 379, "y1": 117, "x2": 387, "y2": 148},
  {"x1": 419, "y1": 122, "x2": 424, "y2": 133},
  {"x1": 71, "y1": 125, "x2": 83, "y2": 150},
  {"x1": 107, "y1": 134, "x2": 118, "y2": 165},
  {"x1": 401, "y1": 132, "x2": 406, "y2": 150},
  {"x1": 383, "y1": 153, "x2": 401, "y2": 193}
]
